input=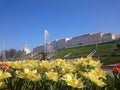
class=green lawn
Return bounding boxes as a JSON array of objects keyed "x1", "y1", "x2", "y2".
[{"x1": 55, "y1": 40, "x2": 120, "y2": 65}]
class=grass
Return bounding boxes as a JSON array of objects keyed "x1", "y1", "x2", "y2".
[{"x1": 55, "y1": 40, "x2": 120, "y2": 65}]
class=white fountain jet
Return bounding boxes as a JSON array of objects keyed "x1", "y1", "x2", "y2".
[
  {"x1": 2, "y1": 44, "x2": 6, "y2": 61},
  {"x1": 44, "y1": 30, "x2": 49, "y2": 52},
  {"x1": 41, "y1": 30, "x2": 54, "y2": 60}
]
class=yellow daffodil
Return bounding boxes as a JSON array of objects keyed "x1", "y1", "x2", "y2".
[
  {"x1": 88, "y1": 59, "x2": 102, "y2": 68},
  {"x1": 89, "y1": 76, "x2": 106, "y2": 87},
  {"x1": 0, "y1": 82, "x2": 6, "y2": 89},
  {"x1": 7, "y1": 61, "x2": 23, "y2": 69},
  {"x1": 61, "y1": 62, "x2": 75, "y2": 75},
  {"x1": 0, "y1": 57, "x2": 107, "y2": 89},
  {"x1": 0, "y1": 70, "x2": 11, "y2": 80},
  {"x1": 16, "y1": 68, "x2": 41, "y2": 82},
  {"x1": 46, "y1": 71, "x2": 58, "y2": 82},
  {"x1": 73, "y1": 59, "x2": 82, "y2": 65},
  {"x1": 50, "y1": 59, "x2": 66, "y2": 69},
  {"x1": 80, "y1": 68, "x2": 106, "y2": 87},
  {"x1": 62, "y1": 74, "x2": 84, "y2": 89},
  {"x1": 24, "y1": 68, "x2": 30, "y2": 73},
  {"x1": 7, "y1": 60, "x2": 39, "y2": 70},
  {"x1": 39, "y1": 60, "x2": 51, "y2": 70},
  {"x1": 93, "y1": 68, "x2": 106, "y2": 79},
  {"x1": 21, "y1": 60, "x2": 39, "y2": 69}
]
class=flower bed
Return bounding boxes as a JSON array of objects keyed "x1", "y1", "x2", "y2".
[{"x1": 0, "y1": 57, "x2": 119, "y2": 90}]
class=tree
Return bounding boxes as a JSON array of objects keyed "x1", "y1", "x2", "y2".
[
  {"x1": 117, "y1": 44, "x2": 120, "y2": 49},
  {"x1": 9, "y1": 49, "x2": 17, "y2": 57},
  {"x1": 15, "y1": 50, "x2": 24, "y2": 59},
  {"x1": 1, "y1": 50, "x2": 9, "y2": 60}
]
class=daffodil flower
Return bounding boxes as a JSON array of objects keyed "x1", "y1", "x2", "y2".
[
  {"x1": 0, "y1": 70, "x2": 11, "y2": 80},
  {"x1": 16, "y1": 68, "x2": 41, "y2": 82},
  {"x1": 45, "y1": 71, "x2": 58, "y2": 82},
  {"x1": 62, "y1": 74, "x2": 84, "y2": 89}
]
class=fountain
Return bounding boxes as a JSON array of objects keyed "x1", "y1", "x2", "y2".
[
  {"x1": 1, "y1": 44, "x2": 6, "y2": 61},
  {"x1": 2, "y1": 50, "x2": 6, "y2": 61},
  {"x1": 40, "y1": 30, "x2": 51, "y2": 60}
]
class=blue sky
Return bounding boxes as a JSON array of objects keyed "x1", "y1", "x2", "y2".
[{"x1": 0, "y1": 0, "x2": 120, "y2": 51}]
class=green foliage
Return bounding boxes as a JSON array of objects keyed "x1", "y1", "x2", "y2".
[
  {"x1": 55, "y1": 40, "x2": 120, "y2": 65},
  {"x1": 116, "y1": 44, "x2": 120, "y2": 49}
]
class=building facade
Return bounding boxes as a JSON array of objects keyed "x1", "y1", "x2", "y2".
[
  {"x1": 102, "y1": 33, "x2": 116, "y2": 42},
  {"x1": 33, "y1": 32, "x2": 117, "y2": 53},
  {"x1": 33, "y1": 45, "x2": 44, "y2": 54},
  {"x1": 23, "y1": 45, "x2": 30, "y2": 54}
]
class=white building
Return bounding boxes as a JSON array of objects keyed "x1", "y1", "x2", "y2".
[
  {"x1": 33, "y1": 45, "x2": 44, "y2": 54},
  {"x1": 33, "y1": 32, "x2": 117, "y2": 52},
  {"x1": 90, "y1": 32, "x2": 103, "y2": 44},
  {"x1": 102, "y1": 33, "x2": 116, "y2": 42},
  {"x1": 55, "y1": 38, "x2": 71, "y2": 49},
  {"x1": 115, "y1": 35, "x2": 120, "y2": 40},
  {"x1": 71, "y1": 33, "x2": 102, "y2": 46},
  {"x1": 80, "y1": 34, "x2": 92, "y2": 45},
  {"x1": 71, "y1": 36, "x2": 82, "y2": 46},
  {"x1": 70, "y1": 32, "x2": 115, "y2": 46},
  {"x1": 23, "y1": 45, "x2": 30, "y2": 54}
]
